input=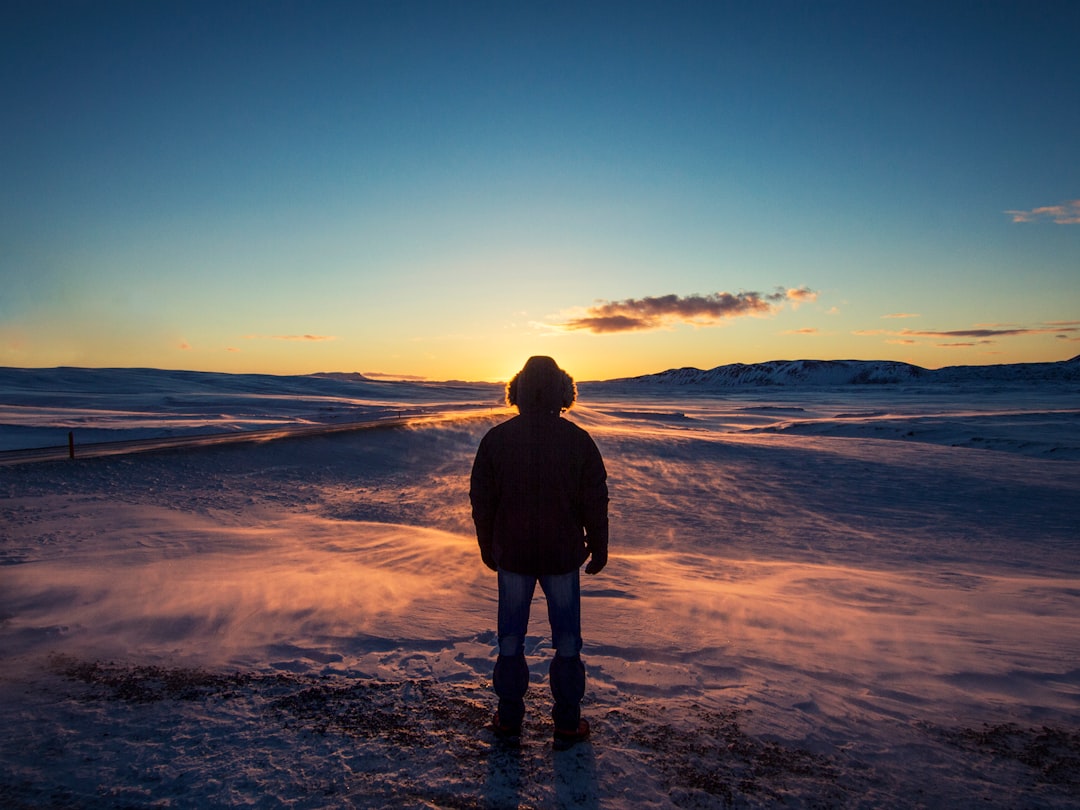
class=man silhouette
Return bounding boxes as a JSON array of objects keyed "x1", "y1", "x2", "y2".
[{"x1": 470, "y1": 356, "x2": 609, "y2": 748}]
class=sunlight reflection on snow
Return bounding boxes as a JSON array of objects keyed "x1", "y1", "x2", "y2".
[
  {"x1": 3, "y1": 509, "x2": 489, "y2": 670},
  {"x1": 4, "y1": 498, "x2": 1078, "y2": 725},
  {"x1": 2, "y1": 380, "x2": 1078, "y2": 740}
]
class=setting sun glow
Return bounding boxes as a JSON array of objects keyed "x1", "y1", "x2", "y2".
[{"x1": 2, "y1": 3, "x2": 1077, "y2": 382}]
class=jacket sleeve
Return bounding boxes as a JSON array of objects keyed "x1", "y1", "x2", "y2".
[
  {"x1": 469, "y1": 436, "x2": 498, "y2": 569},
  {"x1": 580, "y1": 436, "x2": 609, "y2": 558}
]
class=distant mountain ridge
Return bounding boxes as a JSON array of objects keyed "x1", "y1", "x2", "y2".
[{"x1": 597, "y1": 356, "x2": 1080, "y2": 388}]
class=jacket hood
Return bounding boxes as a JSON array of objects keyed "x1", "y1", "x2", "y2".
[{"x1": 506, "y1": 356, "x2": 576, "y2": 414}]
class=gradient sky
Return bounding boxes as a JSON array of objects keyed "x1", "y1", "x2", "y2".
[{"x1": 3, "y1": 1, "x2": 1078, "y2": 382}]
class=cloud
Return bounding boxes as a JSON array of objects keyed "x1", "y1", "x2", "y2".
[
  {"x1": 364, "y1": 371, "x2": 428, "y2": 381},
  {"x1": 245, "y1": 334, "x2": 337, "y2": 342},
  {"x1": 784, "y1": 287, "x2": 818, "y2": 308},
  {"x1": 557, "y1": 287, "x2": 818, "y2": 334},
  {"x1": 178, "y1": 341, "x2": 191, "y2": 350},
  {"x1": 858, "y1": 323, "x2": 1080, "y2": 347},
  {"x1": 883, "y1": 312, "x2": 920, "y2": 319},
  {"x1": 1005, "y1": 199, "x2": 1080, "y2": 224},
  {"x1": 785, "y1": 328, "x2": 819, "y2": 335},
  {"x1": 898, "y1": 326, "x2": 1071, "y2": 339}
]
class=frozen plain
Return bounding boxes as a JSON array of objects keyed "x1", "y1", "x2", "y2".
[{"x1": 1, "y1": 366, "x2": 1078, "y2": 808}]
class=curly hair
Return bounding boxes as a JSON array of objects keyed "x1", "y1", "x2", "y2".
[{"x1": 506, "y1": 356, "x2": 576, "y2": 413}]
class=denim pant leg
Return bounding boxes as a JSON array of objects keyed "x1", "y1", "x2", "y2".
[
  {"x1": 538, "y1": 570, "x2": 582, "y2": 658},
  {"x1": 497, "y1": 569, "x2": 537, "y2": 657},
  {"x1": 539, "y1": 571, "x2": 585, "y2": 730},
  {"x1": 494, "y1": 570, "x2": 536, "y2": 728}
]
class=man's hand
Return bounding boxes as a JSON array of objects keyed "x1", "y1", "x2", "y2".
[
  {"x1": 481, "y1": 548, "x2": 498, "y2": 572},
  {"x1": 585, "y1": 549, "x2": 607, "y2": 575}
]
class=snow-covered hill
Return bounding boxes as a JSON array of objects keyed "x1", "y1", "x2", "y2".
[{"x1": 593, "y1": 355, "x2": 1080, "y2": 388}]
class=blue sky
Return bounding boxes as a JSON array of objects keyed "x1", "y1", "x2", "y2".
[{"x1": 3, "y1": 0, "x2": 1078, "y2": 381}]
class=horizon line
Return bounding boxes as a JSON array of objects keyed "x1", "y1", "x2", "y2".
[{"x1": 3, "y1": 353, "x2": 1077, "y2": 385}]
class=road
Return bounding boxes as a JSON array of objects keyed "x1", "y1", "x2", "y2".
[{"x1": 0, "y1": 407, "x2": 500, "y2": 466}]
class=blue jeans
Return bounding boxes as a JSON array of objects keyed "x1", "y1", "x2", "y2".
[
  {"x1": 498, "y1": 568, "x2": 582, "y2": 658},
  {"x1": 494, "y1": 569, "x2": 585, "y2": 731}
]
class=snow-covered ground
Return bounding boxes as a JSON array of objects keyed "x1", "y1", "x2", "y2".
[{"x1": 2, "y1": 368, "x2": 1079, "y2": 808}]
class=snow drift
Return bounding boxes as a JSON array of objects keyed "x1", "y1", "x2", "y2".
[{"x1": 1, "y1": 363, "x2": 1079, "y2": 807}]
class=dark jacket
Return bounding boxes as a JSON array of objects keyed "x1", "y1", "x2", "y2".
[{"x1": 470, "y1": 411, "x2": 608, "y2": 576}]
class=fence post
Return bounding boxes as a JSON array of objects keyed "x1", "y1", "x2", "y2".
[{"x1": 69, "y1": 431, "x2": 75, "y2": 460}]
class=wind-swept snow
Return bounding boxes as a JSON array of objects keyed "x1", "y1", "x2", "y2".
[
  {"x1": 1, "y1": 367, "x2": 1078, "y2": 807},
  {"x1": 0, "y1": 366, "x2": 502, "y2": 452}
]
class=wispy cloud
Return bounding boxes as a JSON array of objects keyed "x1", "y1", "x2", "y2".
[
  {"x1": 883, "y1": 312, "x2": 920, "y2": 319},
  {"x1": 1005, "y1": 199, "x2": 1080, "y2": 224},
  {"x1": 244, "y1": 334, "x2": 337, "y2": 342},
  {"x1": 898, "y1": 327, "x2": 1070, "y2": 339},
  {"x1": 858, "y1": 323, "x2": 1080, "y2": 347},
  {"x1": 556, "y1": 287, "x2": 818, "y2": 334},
  {"x1": 364, "y1": 371, "x2": 428, "y2": 381}
]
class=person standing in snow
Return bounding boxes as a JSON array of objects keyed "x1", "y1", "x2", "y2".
[{"x1": 469, "y1": 356, "x2": 609, "y2": 748}]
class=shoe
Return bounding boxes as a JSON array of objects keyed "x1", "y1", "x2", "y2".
[
  {"x1": 553, "y1": 718, "x2": 590, "y2": 750},
  {"x1": 491, "y1": 712, "x2": 521, "y2": 745}
]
